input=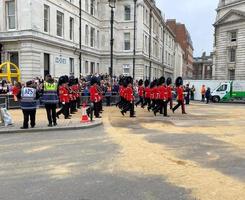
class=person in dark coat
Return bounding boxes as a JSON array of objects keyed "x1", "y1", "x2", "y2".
[{"x1": 205, "y1": 87, "x2": 211, "y2": 104}]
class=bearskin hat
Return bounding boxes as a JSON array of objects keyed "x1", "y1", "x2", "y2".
[
  {"x1": 138, "y1": 79, "x2": 143, "y2": 86},
  {"x1": 58, "y1": 76, "x2": 65, "y2": 86},
  {"x1": 144, "y1": 79, "x2": 150, "y2": 87},
  {"x1": 127, "y1": 76, "x2": 133, "y2": 85},
  {"x1": 158, "y1": 76, "x2": 165, "y2": 86},
  {"x1": 166, "y1": 77, "x2": 172, "y2": 86},
  {"x1": 74, "y1": 78, "x2": 79, "y2": 84},
  {"x1": 122, "y1": 77, "x2": 128, "y2": 88},
  {"x1": 150, "y1": 80, "x2": 156, "y2": 88},
  {"x1": 175, "y1": 76, "x2": 183, "y2": 87},
  {"x1": 90, "y1": 76, "x2": 98, "y2": 85}
]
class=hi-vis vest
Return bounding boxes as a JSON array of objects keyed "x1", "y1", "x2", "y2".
[
  {"x1": 20, "y1": 87, "x2": 37, "y2": 110},
  {"x1": 42, "y1": 82, "x2": 58, "y2": 104}
]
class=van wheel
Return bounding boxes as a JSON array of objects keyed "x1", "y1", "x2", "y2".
[{"x1": 212, "y1": 96, "x2": 220, "y2": 103}]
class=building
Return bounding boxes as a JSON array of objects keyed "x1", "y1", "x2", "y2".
[
  {"x1": 213, "y1": 0, "x2": 245, "y2": 80},
  {"x1": 0, "y1": 0, "x2": 176, "y2": 81},
  {"x1": 193, "y1": 52, "x2": 213, "y2": 80},
  {"x1": 166, "y1": 19, "x2": 194, "y2": 79},
  {"x1": 174, "y1": 43, "x2": 184, "y2": 79}
]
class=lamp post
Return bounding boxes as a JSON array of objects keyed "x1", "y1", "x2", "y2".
[
  {"x1": 108, "y1": 0, "x2": 116, "y2": 83},
  {"x1": 133, "y1": 0, "x2": 137, "y2": 80}
]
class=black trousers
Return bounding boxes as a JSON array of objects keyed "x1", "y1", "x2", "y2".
[
  {"x1": 173, "y1": 100, "x2": 185, "y2": 114},
  {"x1": 94, "y1": 102, "x2": 100, "y2": 117},
  {"x1": 76, "y1": 97, "x2": 81, "y2": 109},
  {"x1": 57, "y1": 103, "x2": 69, "y2": 118},
  {"x1": 106, "y1": 96, "x2": 111, "y2": 106},
  {"x1": 135, "y1": 97, "x2": 144, "y2": 107},
  {"x1": 22, "y1": 109, "x2": 36, "y2": 128},
  {"x1": 45, "y1": 104, "x2": 57, "y2": 124},
  {"x1": 122, "y1": 101, "x2": 135, "y2": 116},
  {"x1": 185, "y1": 96, "x2": 190, "y2": 105},
  {"x1": 70, "y1": 100, "x2": 77, "y2": 113}
]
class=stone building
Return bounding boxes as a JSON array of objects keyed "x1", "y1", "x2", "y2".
[
  {"x1": 0, "y1": 0, "x2": 178, "y2": 81},
  {"x1": 193, "y1": 52, "x2": 213, "y2": 80},
  {"x1": 166, "y1": 19, "x2": 194, "y2": 79},
  {"x1": 214, "y1": 0, "x2": 245, "y2": 80}
]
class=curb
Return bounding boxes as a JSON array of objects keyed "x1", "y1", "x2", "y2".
[{"x1": 0, "y1": 120, "x2": 102, "y2": 134}]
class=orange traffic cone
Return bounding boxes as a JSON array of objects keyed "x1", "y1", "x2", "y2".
[{"x1": 81, "y1": 103, "x2": 89, "y2": 123}]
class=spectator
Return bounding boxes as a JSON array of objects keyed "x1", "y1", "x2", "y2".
[
  {"x1": 201, "y1": 85, "x2": 206, "y2": 102},
  {"x1": 205, "y1": 87, "x2": 211, "y2": 104},
  {"x1": 185, "y1": 84, "x2": 190, "y2": 105},
  {"x1": 190, "y1": 85, "x2": 195, "y2": 100}
]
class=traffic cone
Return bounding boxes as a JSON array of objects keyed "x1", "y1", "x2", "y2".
[{"x1": 81, "y1": 103, "x2": 89, "y2": 123}]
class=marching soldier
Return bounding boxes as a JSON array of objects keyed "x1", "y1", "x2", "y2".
[
  {"x1": 42, "y1": 75, "x2": 59, "y2": 127},
  {"x1": 57, "y1": 76, "x2": 70, "y2": 119},
  {"x1": 142, "y1": 79, "x2": 150, "y2": 109},
  {"x1": 18, "y1": 81, "x2": 40, "y2": 129},
  {"x1": 172, "y1": 77, "x2": 187, "y2": 114},
  {"x1": 135, "y1": 79, "x2": 144, "y2": 107}
]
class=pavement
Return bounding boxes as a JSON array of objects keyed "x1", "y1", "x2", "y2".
[
  {"x1": 0, "y1": 102, "x2": 245, "y2": 200},
  {"x1": 0, "y1": 108, "x2": 102, "y2": 134}
]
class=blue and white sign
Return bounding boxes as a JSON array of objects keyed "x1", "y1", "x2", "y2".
[
  {"x1": 55, "y1": 56, "x2": 67, "y2": 65},
  {"x1": 54, "y1": 55, "x2": 69, "y2": 77}
]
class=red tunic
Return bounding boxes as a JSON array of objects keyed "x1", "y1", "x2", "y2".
[
  {"x1": 167, "y1": 86, "x2": 172, "y2": 99},
  {"x1": 125, "y1": 87, "x2": 134, "y2": 102},
  {"x1": 59, "y1": 86, "x2": 69, "y2": 103},
  {"x1": 159, "y1": 85, "x2": 167, "y2": 100},
  {"x1": 176, "y1": 86, "x2": 184, "y2": 101},
  {"x1": 90, "y1": 85, "x2": 99, "y2": 102},
  {"x1": 138, "y1": 86, "x2": 144, "y2": 97}
]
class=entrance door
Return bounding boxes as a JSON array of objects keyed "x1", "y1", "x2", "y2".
[{"x1": 44, "y1": 53, "x2": 50, "y2": 78}]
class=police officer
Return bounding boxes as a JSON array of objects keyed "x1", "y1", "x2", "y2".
[
  {"x1": 19, "y1": 81, "x2": 39, "y2": 129},
  {"x1": 42, "y1": 75, "x2": 59, "y2": 127}
]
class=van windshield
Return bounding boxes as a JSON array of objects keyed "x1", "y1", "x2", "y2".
[{"x1": 217, "y1": 84, "x2": 227, "y2": 92}]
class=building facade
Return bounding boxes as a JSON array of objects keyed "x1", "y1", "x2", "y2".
[
  {"x1": 0, "y1": 0, "x2": 178, "y2": 81},
  {"x1": 166, "y1": 19, "x2": 194, "y2": 79},
  {"x1": 193, "y1": 52, "x2": 213, "y2": 80},
  {"x1": 214, "y1": 0, "x2": 245, "y2": 80}
]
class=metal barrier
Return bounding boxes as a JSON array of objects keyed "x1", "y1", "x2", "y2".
[{"x1": 0, "y1": 95, "x2": 7, "y2": 108}]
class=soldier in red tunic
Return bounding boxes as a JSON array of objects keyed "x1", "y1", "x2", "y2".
[
  {"x1": 142, "y1": 79, "x2": 150, "y2": 109},
  {"x1": 172, "y1": 77, "x2": 187, "y2": 114},
  {"x1": 57, "y1": 76, "x2": 70, "y2": 119},
  {"x1": 135, "y1": 79, "x2": 144, "y2": 107},
  {"x1": 90, "y1": 76, "x2": 101, "y2": 118}
]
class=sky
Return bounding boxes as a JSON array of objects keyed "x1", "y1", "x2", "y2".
[{"x1": 155, "y1": 0, "x2": 219, "y2": 57}]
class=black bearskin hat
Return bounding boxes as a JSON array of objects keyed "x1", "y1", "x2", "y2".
[
  {"x1": 150, "y1": 80, "x2": 156, "y2": 88},
  {"x1": 158, "y1": 76, "x2": 165, "y2": 86},
  {"x1": 144, "y1": 79, "x2": 150, "y2": 87},
  {"x1": 74, "y1": 78, "x2": 79, "y2": 84},
  {"x1": 138, "y1": 79, "x2": 143, "y2": 86},
  {"x1": 90, "y1": 76, "x2": 98, "y2": 85},
  {"x1": 58, "y1": 76, "x2": 66, "y2": 86},
  {"x1": 122, "y1": 77, "x2": 128, "y2": 88},
  {"x1": 127, "y1": 76, "x2": 133, "y2": 85},
  {"x1": 175, "y1": 77, "x2": 183, "y2": 87},
  {"x1": 166, "y1": 77, "x2": 172, "y2": 86}
]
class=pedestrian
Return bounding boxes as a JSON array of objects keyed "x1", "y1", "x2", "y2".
[
  {"x1": 42, "y1": 75, "x2": 59, "y2": 127},
  {"x1": 172, "y1": 77, "x2": 187, "y2": 114},
  {"x1": 201, "y1": 85, "x2": 206, "y2": 102},
  {"x1": 190, "y1": 85, "x2": 195, "y2": 100},
  {"x1": 185, "y1": 84, "x2": 190, "y2": 105},
  {"x1": 18, "y1": 81, "x2": 40, "y2": 129},
  {"x1": 205, "y1": 87, "x2": 211, "y2": 104}
]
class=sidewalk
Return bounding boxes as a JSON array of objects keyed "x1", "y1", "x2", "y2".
[{"x1": 0, "y1": 108, "x2": 102, "y2": 134}]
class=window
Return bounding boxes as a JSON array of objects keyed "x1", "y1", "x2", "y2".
[
  {"x1": 97, "y1": 63, "x2": 99, "y2": 73},
  {"x1": 123, "y1": 64, "x2": 130, "y2": 76},
  {"x1": 69, "y1": 58, "x2": 74, "y2": 75},
  {"x1": 91, "y1": 0, "x2": 95, "y2": 15},
  {"x1": 85, "y1": 0, "x2": 89, "y2": 12},
  {"x1": 6, "y1": 0, "x2": 16, "y2": 30},
  {"x1": 44, "y1": 53, "x2": 50, "y2": 78},
  {"x1": 217, "y1": 84, "x2": 228, "y2": 92},
  {"x1": 230, "y1": 31, "x2": 237, "y2": 42},
  {"x1": 90, "y1": 62, "x2": 95, "y2": 74},
  {"x1": 124, "y1": 33, "x2": 130, "y2": 50},
  {"x1": 44, "y1": 5, "x2": 50, "y2": 32},
  {"x1": 69, "y1": 17, "x2": 74, "y2": 40},
  {"x1": 97, "y1": 30, "x2": 100, "y2": 48},
  {"x1": 124, "y1": 5, "x2": 131, "y2": 21},
  {"x1": 85, "y1": 25, "x2": 89, "y2": 45},
  {"x1": 9, "y1": 52, "x2": 19, "y2": 67},
  {"x1": 229, "y1": 48, "x2": 236, "y2": 62},
  {"x1": 90, "y1": 27, "x2": 95, "y2": 47},
  {"x1": 57, "y1": 11, "x2": 64, "y2": 37},
  {"x1": 229, "y1": 70, "x2": 235, "y2": 80},
  {"x1": 85, "y1": 61, "x2": 89, "y2": 74}
]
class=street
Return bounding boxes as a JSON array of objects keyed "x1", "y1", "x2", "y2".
[{"x1": 0, "y1": 102, "x2": 245, "y2": 200}]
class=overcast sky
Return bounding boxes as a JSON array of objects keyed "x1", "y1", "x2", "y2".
[{"x1": 155, "y1": 0, "x2": 219, "y2": 57}]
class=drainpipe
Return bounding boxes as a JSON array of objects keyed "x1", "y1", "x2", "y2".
[{"x1": 79, "y1": 0, "x2": 82, "y2": 76}]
